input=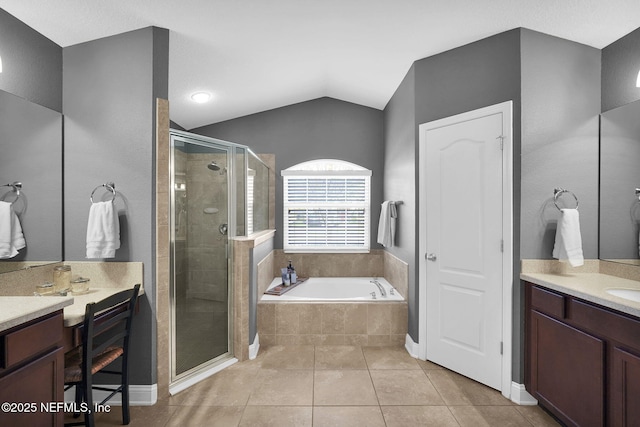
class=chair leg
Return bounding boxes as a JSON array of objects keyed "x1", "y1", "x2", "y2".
[
  {"x1": 73, "y1": 384, "x2": 82, "y2": 418},
  {"x1": 122, "y1": 357, "x2": 130, "y2": 425},
  {"x1": 84, "y1": 373, "x2": 95, "y2": 427}
]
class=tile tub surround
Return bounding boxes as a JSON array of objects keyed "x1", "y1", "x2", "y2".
[
  {"x1": 257, "y1": 301, "x2": 408, "y2": 346},
  {"x1": 269, "y1": 250, "x2": 409, "y2": 298},
  {"x1": 272, "y1": 250, "x2": 384, "y2": 278},
  {"x1": 258, "y1": 251, "x2": 410, "y2": 347}
]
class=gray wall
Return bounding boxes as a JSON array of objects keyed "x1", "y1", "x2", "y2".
[
  {"x1": 520, "y1": 29, "x2": 601, "y2": 262},
  {"x1": 0, "y1": 8, "x2": 62, "y2": 112},
  {"x1": 63, "y1": 27, "x2": 169, "y2": 385},
  {"x1": 384, "y1": 28, "x2": 601, "y2": 384},
  {"x1": 602, "y1": 27, "x2": 640, "y2": 113},
  {"x1": 384, "y1": 28, "x2": 522, "y2": 352},
  {"x1": 192, "y1": 97, "x2": 385, "y2": 250},
  {"x1": 382, "y1": 66, "x2": 416, "y2": 338}
]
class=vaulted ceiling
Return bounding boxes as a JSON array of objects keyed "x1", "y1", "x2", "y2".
[{"x1": 2, "y1": 0, "x2": 639, "y2": 129}]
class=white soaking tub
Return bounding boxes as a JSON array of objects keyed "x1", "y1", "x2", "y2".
[{"x1": 261, "y1": 277, "x2": 403, "y2": 301}]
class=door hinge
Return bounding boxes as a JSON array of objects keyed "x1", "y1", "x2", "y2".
[
  {"x1": 497, "y1": 135, "x2": 505, "y2": 150},
  {"x1": 500, "y1": 239, "x2": 504, "y2": 252},
  {"x1": 500, "y1": 341, "x2": 503, "y2": 355}
]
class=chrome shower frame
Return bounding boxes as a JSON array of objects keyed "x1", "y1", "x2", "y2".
[{"x1": 168, "y1": 129, "x2": 252, "y2": 391}]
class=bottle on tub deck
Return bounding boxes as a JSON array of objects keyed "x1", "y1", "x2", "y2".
[
  {"x1": 288, "y1": 260, "x2": 297, "y2": 284},
  {"x1": 282, "y1": 268, "x2": 290, "y2": 286}
]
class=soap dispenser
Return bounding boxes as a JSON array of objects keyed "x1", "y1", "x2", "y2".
[{"x1": 288, "y1": 260, "x2": 297, "y2": 284}]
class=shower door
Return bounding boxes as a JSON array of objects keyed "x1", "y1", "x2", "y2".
[{"x1": 170, "y1": 131, "x2": 234, "y2": 384}]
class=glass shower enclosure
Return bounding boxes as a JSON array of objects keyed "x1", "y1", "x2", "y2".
[{"x1": 169, "y1": 130, "x2": 270, "y2": 388}]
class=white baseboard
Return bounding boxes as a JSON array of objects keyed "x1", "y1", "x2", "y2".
[
  {"x1": 404, "y1": 334, "x2": 420, "y2": 358},
  {"x1": 249, "y1": 333, "x2": 260, "y2": 360},
  {"x1": 65, "y1": 384, "x2": 157, "y2": 406},
  {"x1": 510, "y1": 382, "x2": 538, "y2": 405}
]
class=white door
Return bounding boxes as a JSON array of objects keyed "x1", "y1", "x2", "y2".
[{"x1": 421, "y1": 104, "x2": 510, "y2": 391}]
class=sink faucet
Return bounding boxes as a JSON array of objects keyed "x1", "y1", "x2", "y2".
[{"x1": 370, "y1": 279, "x2": 387, "y2": 298}]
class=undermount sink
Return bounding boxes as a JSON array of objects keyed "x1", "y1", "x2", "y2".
[{"x1": 605, "y1": 288, "x2": 640, "y2": 302}]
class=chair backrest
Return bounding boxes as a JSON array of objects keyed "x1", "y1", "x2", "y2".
[{"x1": 81, "y1": 284, "x2": 141, "y2": 367}]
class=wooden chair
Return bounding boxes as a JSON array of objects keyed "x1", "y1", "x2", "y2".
[{"x1": 64, "y1": 284, "x2": 141, "y2": 427}]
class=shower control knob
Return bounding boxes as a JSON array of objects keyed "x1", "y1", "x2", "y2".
[
  {"x1": 218, "y1": 223, "x2": 228, "y2": 235},
  {"x1": 426, "y1": 253, "x2": 437, "y2": 262}
]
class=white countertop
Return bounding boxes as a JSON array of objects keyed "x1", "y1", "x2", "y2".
[
  {"x1": 0, "y1": 296, "x2": 73, "y2": 333},
  {"x1": 0, "y1": 285, "x2": 144, "y2": 332},
  {"x1": 521, "y1": 272, "x2": 640, "y2": 318}
]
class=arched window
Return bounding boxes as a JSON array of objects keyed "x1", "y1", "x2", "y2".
[{"x1": 281, "y1": 159, "x2": 371, "y2": 253}]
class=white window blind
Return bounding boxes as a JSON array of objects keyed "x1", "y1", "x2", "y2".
[{"x1": 282, "y1": 160, "x2": 371, "y2": 253}]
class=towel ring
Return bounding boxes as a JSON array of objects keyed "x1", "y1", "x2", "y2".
[
  {"x1": 554, "y1": 188, "x2": 578, "y2": 211},
  {"x1": 0, "y1": 182, "x2": 22, "y2": 204},
  {"x1": 90, "y1": 182, "x2": 116, "y2": 203}
]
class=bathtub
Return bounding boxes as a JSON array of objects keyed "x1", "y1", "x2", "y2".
[
  {"x1": 258, "y1": 276, "x2": 407, "y2": 346},
  {"x1": 261, "y1": 277, "x2": 404, "y2": 301}
]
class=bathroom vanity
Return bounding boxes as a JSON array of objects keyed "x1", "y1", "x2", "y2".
[
  {"x1": 0, "y1": 297, "x2": 73, "y2": 426},
  {"x1": 0, "y1": 262, "x2": 144, "y2": 426},
  {"x1": 522, "y1": 273, "x2": 640, "y2": 427}
]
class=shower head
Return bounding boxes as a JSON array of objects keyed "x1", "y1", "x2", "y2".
[{"x1": 207, "y1": 161, "x2": 220, "y2": 171}]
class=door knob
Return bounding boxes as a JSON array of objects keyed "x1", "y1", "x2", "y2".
[{"x1": 426, "y1": 253, "x2": 437, "y2": 262}]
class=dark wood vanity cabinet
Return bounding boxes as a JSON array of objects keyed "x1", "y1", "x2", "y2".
[
  {"x1": 525, "y1": 282, "x2": 640, "y2": 427},
  {"x1": 0, "y1": 310, "x2": 65, "y2": 427}
]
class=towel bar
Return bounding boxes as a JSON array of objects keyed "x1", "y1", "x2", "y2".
[
  {"x1": 553, "y1": 188, "x2": 578, "y2": 211},
  {"x1": 90, "y1": 182, "x2": 116, "y2": 203}
]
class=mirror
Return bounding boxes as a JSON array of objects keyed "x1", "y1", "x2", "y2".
[
  {"x1": 600, "y1": 98, "x2": 640, "y2": 265},
  {"x1": 0, "y1": 89, "x2": 63, "y2": 272}
]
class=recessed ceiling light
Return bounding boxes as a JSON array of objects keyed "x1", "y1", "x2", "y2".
[{"x1": 191, "y1": 92, "x2": 211, "y2": 103}]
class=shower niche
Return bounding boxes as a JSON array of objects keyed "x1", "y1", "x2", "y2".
[{"x1": 169, "y1": 130, "x2": 271, "y2": 386}]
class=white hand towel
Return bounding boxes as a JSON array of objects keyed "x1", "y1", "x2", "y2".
[
  {"x1": 552, "y1": 208, "x2": 584, "y2": 267},
  {"x1": 86, "y1": 201, "x2": 120, "y2": 258},
  {"x1": 377, "y1": 201, "x2": 398, "y2": 248},
  {"x1": 0, "y1": 200, "x2": 25, "y2": 259}
]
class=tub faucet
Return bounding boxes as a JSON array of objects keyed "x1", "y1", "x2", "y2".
[{"x1": 370, "y1": 279, "x2": 387, "y2": 298}]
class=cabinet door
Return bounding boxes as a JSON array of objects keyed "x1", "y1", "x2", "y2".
[
  {"x1": 530, "y1": 311, "x2": 605, "y2": 427},
  {"x1": 0, "y1": 347, "x2": 64, "y2": 427},
  {"x1": 611, "y1": 347, "x2": 640, "y2": 426}
]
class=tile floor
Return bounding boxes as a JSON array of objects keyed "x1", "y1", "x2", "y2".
[{"x1": 90, "y1": 345, "x2": 562, "y2": 427}]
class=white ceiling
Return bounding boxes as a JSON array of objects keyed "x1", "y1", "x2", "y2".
[{"x1": 2, "y1": 0, "x2": 640, "y2": 129}]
